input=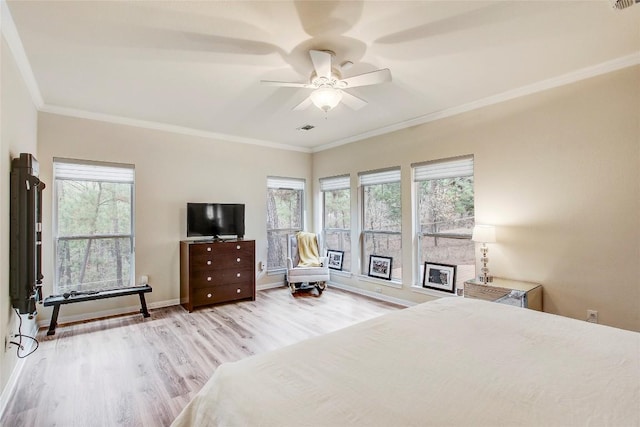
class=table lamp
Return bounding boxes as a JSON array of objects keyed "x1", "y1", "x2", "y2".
[{"x1": 472, "y1": 225, "x2": 496, "y2": 283}]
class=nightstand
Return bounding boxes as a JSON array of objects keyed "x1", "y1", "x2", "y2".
[{"x1": 463, "y1": 278, "x2": 542, "y2": 311}]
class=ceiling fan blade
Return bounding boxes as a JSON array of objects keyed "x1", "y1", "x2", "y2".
[
  {"x1": 309, "y1": 50, "x2": 332, "y2": 79},
  {"x1": 294, "y1": 0, "x2": 363, "y2": 37},
  {"x1": 292, "y1": 96, "x2": 313, "y2": 111},
  {"x1": 340, "y1": 69, "x2": 391, "y2": 88},
  {"x1": 261, "y1": 81, "x2": 312, "y2": 88},
  {"x1": 374, "y1": 3, "x2": 514, "y2": 45},
  {"x1": 340, "y1": 91, "x2": 368, "y2": 110}
]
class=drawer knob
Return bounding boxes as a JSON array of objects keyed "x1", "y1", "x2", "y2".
[
  {"x1": 236, "y1": 245, "x2": 241, "y2": 250},
  {"x1": 207, "y1": 276, "x2": 212, "y2": 281},
  {"x1": 236, "y1": 273, "x2": 241, "y2": 278},
  {"x1": 207, "y1": 260, "x2": 212, "y2": 265},
  {"x1": 207, "y1": 293, "x2": 212, "y2": 298},
  {"x1": 207, "y1": 247, "x2": 212, "y2": 252},
  {"x1": 236, "y1": 288, "x2": 241, "y2": 294},
  {"x1": 236, "y1": 258, "x2": 241, "y2": 262}
]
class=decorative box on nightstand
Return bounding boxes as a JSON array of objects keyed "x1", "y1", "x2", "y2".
[{"x1": 463, "y1": 278, "x2": 542, "y2": 311}]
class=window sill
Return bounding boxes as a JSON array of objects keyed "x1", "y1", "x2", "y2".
[
  {"x1": 357, "y1": 275, "x2": 403, "y2": 289},
  {"x1": 410, "y1": 284, "x2": 460, "y2": 298}
]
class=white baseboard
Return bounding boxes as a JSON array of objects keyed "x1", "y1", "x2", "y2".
[
  {"x1": 0, "y1": 318, "x2": 39, "y2": 418},
  {"x1": 33, "y1": 283, "x2": 411, "y2": 330},
  {"x1": 0, "y1": 355, "x2": 26, "y2": 418},
  {"x1": 36, "y1": 298, "x2": 180, "y2": 329},
  {"x1": 258, "y1": 280, "x2": 414, "y2": 307},
  {"x1": 327, "y1": 281, "x2": 415, "y2": 307},
  {"x1": 257, "y1": 281, "x2": 286, "y2": 291}
]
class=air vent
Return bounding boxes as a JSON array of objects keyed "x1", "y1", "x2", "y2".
[
  {"x1": 611, "y1": 0, "x2": 638, "y2": 9},
  {"x1": 297, "y1": 124, "x2": 315, "y2": 131}
]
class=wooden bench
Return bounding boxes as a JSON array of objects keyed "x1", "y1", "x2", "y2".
[{"x1": 43, "y1": 285, "x2": 152, "y2": 336}]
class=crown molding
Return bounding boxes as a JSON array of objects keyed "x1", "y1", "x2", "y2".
[
  {"x1": 3, "y1": 0, "x2": 637, "y2": 154},
  {"x1": 2, "y1": 0, "x2": 308, "y2": 154},
  {"x1": 39, "y1": 105, "x2": 312, "y2": 153},
  {"x1": 1, "y1": 0, "x2": 44, "y2": 108},
  {"x1": 312, "y1": 52, "x2": 640, "y2": 153}
]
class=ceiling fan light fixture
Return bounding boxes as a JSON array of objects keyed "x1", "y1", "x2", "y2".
[{"x1": 310, "y1": 87, "x2": 342, "y2": 112}]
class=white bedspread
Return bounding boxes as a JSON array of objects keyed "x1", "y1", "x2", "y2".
[{"x1": 172, "y1": 297, "x2": 640, "y2": 427}]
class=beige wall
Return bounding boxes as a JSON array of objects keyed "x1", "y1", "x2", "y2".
[
  {"x1": 0, "y1": 36, "x2": 39, "y2": 398},
  {"x1": 3, "y1": 44, "x2": 638, "y2": 407},
  {"x1": 33, "y1": 66, "x2": 640, "y2": 332},
  {"x1": 313, "y1": 65, "x2": 640, "y2": 331},
  {"x1": 37, "y1": 113, "x2": 312, "y2": 321}
]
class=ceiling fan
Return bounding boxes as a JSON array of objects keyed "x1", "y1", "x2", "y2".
[{"x1": 261, "y1": 49, "x2": 391, "y2": 113}]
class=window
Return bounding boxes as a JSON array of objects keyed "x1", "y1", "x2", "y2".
[
  {"x1": 360, "y1": 168, "x2": 402, "y2": 281},
  {"x1": 53, "y1": 159, "x2": 135, "y2": 294},
  {"x1": 320, "y1": 175, "x2": 351, "y2": 272},
  {"x1": 414, "y1": 156, "x2": 475, "y2": 288},
  {"x1": 266, "y1": 177, "x2": 304, "y2": 271}
]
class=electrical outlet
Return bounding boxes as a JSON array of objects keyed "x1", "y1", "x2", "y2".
[
  {"x1": 4, "y1": 335, "x2": 14, "y2": 351},
  {"x1": 587, "y1": 310, "x2": 598, "y2": 324}
]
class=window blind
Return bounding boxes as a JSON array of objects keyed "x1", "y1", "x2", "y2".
[
  {"x1": 267, "y1": 176, "x2": 305, "y2": 190},
  {"x1": 413, "y1": 156, "x2": 473, "y2": 182},
  {"x1": 359, "y1": 168, "x2": 401, "y2": 186},
  {"x1": 320, "y1": 175, "x2": 350, "y2": 191},
  {"x1": 54, "y1": 158, "x2": 134, "y2": 183}
]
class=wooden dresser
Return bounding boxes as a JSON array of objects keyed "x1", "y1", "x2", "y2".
[{"x1": 180, "y1": 239, "x2": 255, "y2": 312}]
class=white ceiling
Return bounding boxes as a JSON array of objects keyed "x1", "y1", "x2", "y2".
[{"x1": 5, "y1": 1, "x2": 640, "y2": 152}]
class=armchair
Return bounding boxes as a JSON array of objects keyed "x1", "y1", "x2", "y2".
[{"x1": 286, "y1": 232, "x2": 329, "y2": 295}]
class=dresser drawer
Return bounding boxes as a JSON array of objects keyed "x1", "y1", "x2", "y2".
[
  {"x1": 190, "y1": 242, "x2": 254, "y2": 258},
  {"x1": 190, "y1": 267, "x2": 253, "y2": 288},
  {"x1": 192, "y1": 284, "x2": 253, "y2": 306},
  {"x1": 189, "y1": 256, "x2": 253, "y2": 274},
  {"x1": 189, "y1": 243, "x2": 217, "y2": 257}
]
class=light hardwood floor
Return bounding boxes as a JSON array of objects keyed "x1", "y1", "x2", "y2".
[{"x1": 2, "y1": 287, "x2": 403, "y2": 427}]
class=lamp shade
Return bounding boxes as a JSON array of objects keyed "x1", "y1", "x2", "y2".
[
  {"x1": 310, "y1": 87, "x2": 342, "y2": 112},
  {"x1": 472, "y1": 224, "x2": 496, "y2": 243}
]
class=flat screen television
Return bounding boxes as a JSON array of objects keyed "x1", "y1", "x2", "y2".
[{"x1": 187, "y1": 203, "x2": 245, "y2": 239}]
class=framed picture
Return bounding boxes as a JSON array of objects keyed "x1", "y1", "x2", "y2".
[
  {"x1": 326, "y1": 250, "x2": 344, "y2": 270},
  {"x1": 423, "y1": 262, "x2": 457, "y2": 293},
  {"x1": 368, "y1": 255, "x2": 393, "y2": 280}
]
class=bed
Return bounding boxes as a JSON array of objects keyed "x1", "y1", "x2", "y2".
[{"x1": 171, "y1": 297, "x2": 640, "y2": 426}]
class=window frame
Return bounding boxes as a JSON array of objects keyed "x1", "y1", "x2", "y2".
[
  {"x1": 320, "y1": 175, "x2": 351, "y2": 273},
  {"x1": 412, "y1": 155, "x2": 475, "y2": 290},
  {"x1": 53, "y1": 158, "x2": 136, "y2": 293},
  {"x1": 358, "y1": 167, "x2": 402, "y2": 282},
  {"x1": 266, "y1": 176, "x2": 305, "y2": 273}
]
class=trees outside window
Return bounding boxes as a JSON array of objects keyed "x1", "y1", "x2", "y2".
[
  {"x1": 414, "y1": 156, "x2": 475, "y2": 286},
  {"x1": 266, "y1": 177, "x2": 304, "y2": 271},
  {"x1": 54, "y1": 159, "x2": 134, "y2": 293},
  {"x1": 360, "y1": 169, "x2": 401, "y2": 281},
  {"x1": 321, "y1": 175, "x2": 351, "y2": 271}
]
